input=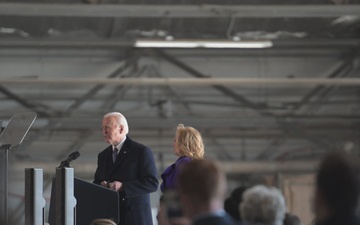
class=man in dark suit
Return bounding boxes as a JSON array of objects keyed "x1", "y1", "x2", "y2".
[
  {"x1": 93, "y1": 112, "x2": 159, "y2": 225},
  {"x1": 176, "y1": 159, "x2": 240, "y2": 225}
]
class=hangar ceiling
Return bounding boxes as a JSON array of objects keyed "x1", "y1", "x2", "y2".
[
  {"x1": 0, "y1": 1, "x2": 360, "y2": 223},
  {"x1": 1, "y1": 0, "x2": 360, "y2": 172}
]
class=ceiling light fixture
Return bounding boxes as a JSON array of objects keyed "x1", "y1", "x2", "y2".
[{"x1": 134, "y1": 39, "x2": 273, "y2": 49}]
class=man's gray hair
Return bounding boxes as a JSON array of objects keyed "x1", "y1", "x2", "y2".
[
  {"x1": 240, "y1": 185, "x2": 286, "y2": 225},
  {"x1": 104, "y1": 112, "x2": 129, "y2": 134}
]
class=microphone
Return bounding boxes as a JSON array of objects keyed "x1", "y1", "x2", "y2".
[{"x1": 58, "y1": 151, "x2": 80, "y2": 168}]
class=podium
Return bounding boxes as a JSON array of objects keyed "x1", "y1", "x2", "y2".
[{"x1": 49, "y1": 177, "x2": 119, "y2": 225}]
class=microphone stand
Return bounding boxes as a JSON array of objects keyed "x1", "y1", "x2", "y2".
[
  {"x1": 59, "y1": 160, "x2": 70, "y2": 168},
  {"x1": 58, "y1": 151, "x2": 80, "y2": 168}
]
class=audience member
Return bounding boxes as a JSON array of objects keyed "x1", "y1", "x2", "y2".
[
  {"x1": 91, "y1": 218, "x2": 117, "y2": 225},
  {"x1": 176, "y1": 159, "x2": 240, "y2": 225},
  {"x1": 313, "y1": 151, "x2": 360, "y2": 225},
  {"x1": 157, "y1": 193, "x2": 190, "y2": 225},
  {"x1": 160, "y1": 124, "x2": 204, "y2": 192},
  {"x1": 283, "y1": 212, "x2": 302, "y2": 225},
  {"x1": 240, "y1": 185, "x2": 286, "y2": 225},
  {"x1": 224, "y1": 186, "x2": 248, "y2": 221}
]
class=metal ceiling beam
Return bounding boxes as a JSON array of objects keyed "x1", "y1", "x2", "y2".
[
  {"x1": 10, "y1": 126, "x2": 357, "y2": 139},
  {"x1": 270, "y1": 57, "x2": 356, "y2": 155},
  {"x1": 2, "y1": 77, "x2": 360, "y2": 86},
  {"x1": 12, "y1": 54, "x2": 141, "y2": 157},
  {"x1": 0, "y1": 4, "x2": 359, "y2": 18},
  {"x1": 23, "y1": 117, "x2": 359, "y2": 130},
  {"x1": 154, "y1": 49, "x2": 271, "y2": 114},
  {"x1": 256, "y1": 50, "x2": 359, "y2": 159},
  {"x1": 67, "y1": 54, "x2": 140, "y2": 111},
  {"x1": 291, "y1": 50, "x2": 358, "y2": 112},
  {"x1": 0, "y1": 39, "x2": 358, "y2": 50},
  {"x1": 207, "y1": 136, "x2": 233, "y2": 160},
  {"x1": 148, "y1": 65, "x2": 192, "y2": 112},
  {"x1": 0, "y1": 85, "x2": 53, "y2": 117},
  {"x1": 278, "y1": 121, "x2": 336, "y2": 151},
  {"x1": 100, "y1": 65, "x2": 147, "y2": 110}
]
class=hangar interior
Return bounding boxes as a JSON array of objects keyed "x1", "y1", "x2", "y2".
[{"x1": 0, "y1": 1, "x2": 360, "y2": 225}]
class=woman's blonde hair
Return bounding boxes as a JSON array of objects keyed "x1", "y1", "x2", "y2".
[{"x1": 175, "y1": 124, "x2": 204, "y2": 159}]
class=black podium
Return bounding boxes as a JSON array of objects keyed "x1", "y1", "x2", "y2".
[{"x1": 49, "y1": 177, "x2": 119, "y2": 225}]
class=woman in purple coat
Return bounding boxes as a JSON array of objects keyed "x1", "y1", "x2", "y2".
[{"x1": 160, "y1": 124, "x2": 205, "y2": 192}]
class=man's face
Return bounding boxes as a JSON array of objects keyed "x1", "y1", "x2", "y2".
[{"x1": 102, "y1": 116, "x2": 125, "y2": 145}]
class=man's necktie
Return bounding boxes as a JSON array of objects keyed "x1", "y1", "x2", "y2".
[{"x1": 112, "y1": 148, "x2": 118, "y2": 163}]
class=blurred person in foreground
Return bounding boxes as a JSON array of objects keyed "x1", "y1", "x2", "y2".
[
  {"x1": 313, "y1": 151, "x2": 360, "y2": 225},
  {"x1": 160, "y1": 124, "x2": 205, "y2": 193},
  {"x1": 174, "y1": 159, "x2": 241, "y2": 225},
  {"x1": 91, "y1": 218, "x2": 117, "y2": 225},
  {"x1": 224, "y1": 186, "x2": 248, "y2": 221},
  {"x1": 93, "y1": 112, "x2": 158, "y2": 225},
  {"x1": 240, "y1": 185, "x2": 286, "y2": 225},
  {"x1": 283, "y1": 213, "x2": 302, "y2": 225}
]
